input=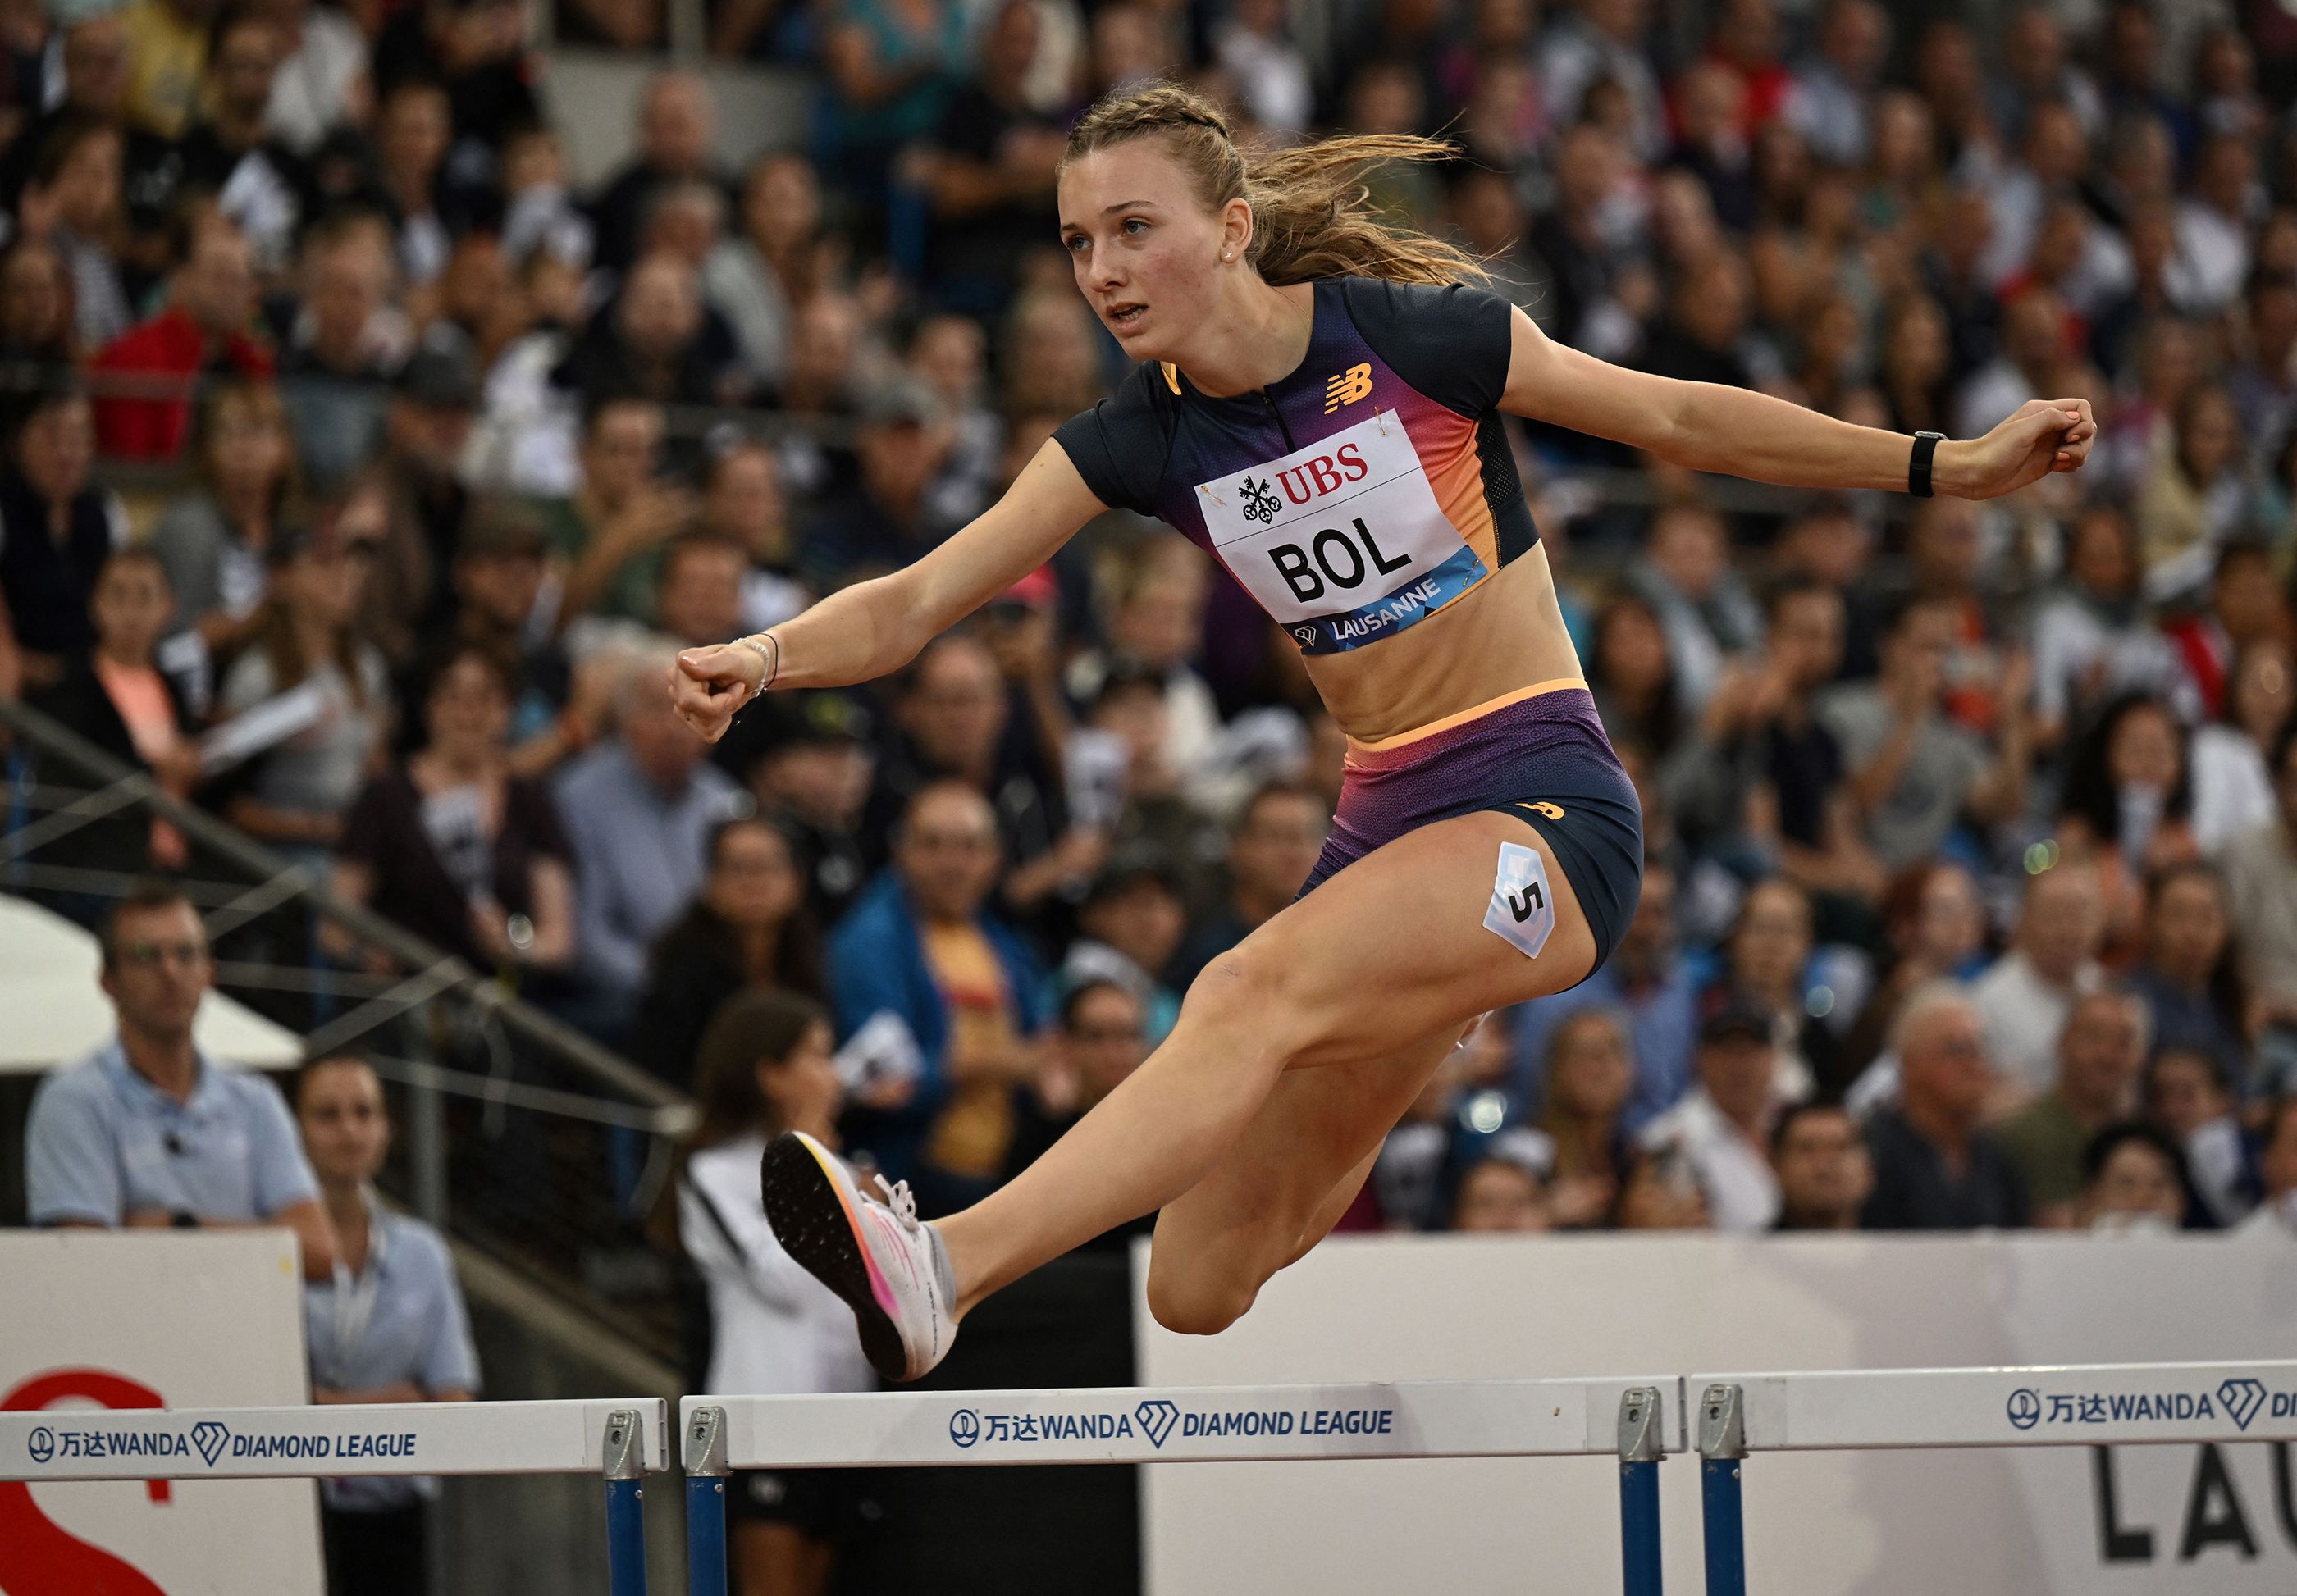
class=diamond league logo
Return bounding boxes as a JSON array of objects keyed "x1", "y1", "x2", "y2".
[
  {"x1": 1135, "y1": 1399, "x2": 1180, "y2": 1450},
  {"x1": 948, "y1": 1409, "x2": 981, "y2": 1449},
  {"x1": 2006, "y1": 1388, "x2": 2041, "y2": 1430},
  {"x1": 191, "y1": 1420, "x2": 231, "y2": 1466},
  {"x1": 26, "y1": 1426, "x2": 55, "y2": 1463},
  {"x1": 2218, "y1": 1378, "x2": 2267, "y2": 1432}
]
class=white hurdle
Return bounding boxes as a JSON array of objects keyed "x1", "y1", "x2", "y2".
[
  {"x1": 0, "y1": 1398, "x2": 674, "y2": 1594},
  {"x1": 1688, "y1": 1359, "x2": 2297, "y2": 1595},
  {"x1": 678, "y1": 1379, "x2": 1679, "y2": 1596}
]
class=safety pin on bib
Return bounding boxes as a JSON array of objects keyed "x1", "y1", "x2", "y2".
[
  {"x1": 1199, "y1": 482, "x2": 1226, "y2": 506},
  {"x1": 1377, "y1": 408, "x2": 1391, "y2": 436}
]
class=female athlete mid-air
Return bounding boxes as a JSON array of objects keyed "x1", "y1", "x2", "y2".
[{"x1": 669, "y1": 84, "x2": 2094, "y2": 1382}]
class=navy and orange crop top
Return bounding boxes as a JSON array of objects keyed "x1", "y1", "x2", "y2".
[{"x1": 1053, "y1": 275, "x2": 1540, "y2": 655}]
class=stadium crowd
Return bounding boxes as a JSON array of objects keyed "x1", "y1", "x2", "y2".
[{"x1": 3, "y1": 0, "x2": 2297, "y2": 1270}]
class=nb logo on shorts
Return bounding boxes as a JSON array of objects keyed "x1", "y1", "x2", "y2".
[
  {"x1": 1323, "y1": 363, "x2": 1372, "y2": 413},
  {"x1": 1523, "y1": 801, "x2": 1565, "y2": 819}
]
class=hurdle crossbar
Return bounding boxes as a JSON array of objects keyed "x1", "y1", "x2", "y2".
[
  {"x1": 1690, "y1": 1360, "x2": 2297, "y2": 1596},
  {"x1": 0, "y1": 1398, "x2": 672, "y2": 1596},
  {"x1": 679, "y1": 1379, "x2": 1678, "y2": 1596},
  {"x1": 0, "y1": 1397, "x2": 673, "y2": 1481}
]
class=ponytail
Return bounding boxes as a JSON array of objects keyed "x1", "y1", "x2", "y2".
[{"x1": 1061, "y1": 83, "x2": 1487, "y2": 290}]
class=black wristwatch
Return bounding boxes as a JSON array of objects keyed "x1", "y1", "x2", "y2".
[{"x1": 1908, "y1": 431, "x2": 1945, "y2": 498}]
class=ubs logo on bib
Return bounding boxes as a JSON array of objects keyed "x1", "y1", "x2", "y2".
[{"x1": 1194, "y1": 409, "x2": 1487, "y2": 650}]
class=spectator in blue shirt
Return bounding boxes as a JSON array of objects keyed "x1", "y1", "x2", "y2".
[
  {"x1": 1509, "y1": 856, "x2": 1698, "y2": 1132},
  {"x1": 24, "y1": 879, "x2": 336, "y2": 1277},
  {"x1": 295, "y1": 1055, "x2": 480, "y2": 1596},
  {"x1": 553, "y1": 650, "x2": 749, "y2": 1043},
  {"x1": 829, "y1": 780, "x2": 1047, "y2": 1210}
]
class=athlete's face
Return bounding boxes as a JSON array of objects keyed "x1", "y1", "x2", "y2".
[{"x1": 1058, "y1": 141, "x2": 1244, "y2": 356}]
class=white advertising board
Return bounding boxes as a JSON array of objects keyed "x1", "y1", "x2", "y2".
[
  {"x1": 1138, "y1": 1233, "x2": 2297, "y2": 1595},
  {"x1": 0, "y1": 1230, "x2": 321, "y2": 1596}
]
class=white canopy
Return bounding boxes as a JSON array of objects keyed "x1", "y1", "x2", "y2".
[{"x1": 0, "y1": 893, "x2": 302, "y2": 1074}]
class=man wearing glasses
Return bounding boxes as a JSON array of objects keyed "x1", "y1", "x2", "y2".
[{"x1": 24, "y1": 878, "x2": 337, "y2": 1278}]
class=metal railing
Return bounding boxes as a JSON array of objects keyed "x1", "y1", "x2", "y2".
[{"x1": 0, "y1": 694, "x2": 696, "y2": 1363}]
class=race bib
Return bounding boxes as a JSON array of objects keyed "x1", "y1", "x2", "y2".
[{"x1": 1194, "y1": 410, "x2": 1486, "y2": 653}]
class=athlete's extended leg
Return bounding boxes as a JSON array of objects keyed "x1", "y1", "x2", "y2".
[{"x1": 936, "y1": 809, "x2": 1596, "y2": 1319}]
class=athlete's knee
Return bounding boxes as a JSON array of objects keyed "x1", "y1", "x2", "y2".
[
  {"x1": 1178, "y1": 940, "x2": 1325, "y2": 1056},
  {"x1": 1144, "y1": 1256, "x2": 1259, "y2": 1338}
]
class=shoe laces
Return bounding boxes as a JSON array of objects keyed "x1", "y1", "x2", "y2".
[{"x1": 870, "y1": 1171, "x2": 921, "y2": 1230}]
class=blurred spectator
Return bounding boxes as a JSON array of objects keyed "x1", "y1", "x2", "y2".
[
  {"x1": 294, "y1": 1056, "x2": 478, "y2": 1596},
  {"x1": 2128, "y1": 863, "x2": 2248, "y2": 1090},
  {"x1": 555, "y1": 249, "x2": 739, "y2": 411},
  {"x1": 2143, "y1": 1046, "x2": 2254, "y2": 1227},
  {"x1": 372, "y1": 78, "x2": 457, "y2": 290},
  {"x1": 672, "y1": 991, "x2": 877, "y2": 1591},
  {"x1": 699, "y1": 439, "x2": 806, "y2": 636},
  {"x1": 23, "y1": 879, "x2": 336, "y2": 1275},
  {"x1": 705, "y1": 154, "x2": 828, "y2": 394},
  {"x1": 552, "y1": 650, "x2": 748, "y2": 1042},
  {"x1": 1512, "y1": 855, "x2": 1698, "y2": 1129},
  {"x1": 856, "y1": 633, "x2": 1072, "y2": 905},
  {"x1": 0, "y1": 12, "x2": 130, "y2": 213},
  {"x1": 1626, "y1": 501, "x2": 1761, "y2": 715},
  {"x1": 1062, "y1": 861, "x2": 1184, "y2": 1044},
  {"x1": 120, "y1": 0, "x2": 212, "y2": 140},
  {"x1": 800, "y1": 381, "x2": 957, "y2": 589},
  {"x1": 591, "y1": 74, "x2": 730, "y2": 276},
  {"x1": 1712, "y1": 877, "x2": 1833, "y2": 1093},
  {"x1": 2027, "y1": 504, "x2": 2190, "y2": 751},
  {"x1": 2191, "y1": 638, "x2": 2295, "y2": 856},
  {"x1": 550, "y1": 394, "x2": 694, "y2": 623},
  {"x1": 262, "y1": 0, "x2": 368, "y2": 157},
  {"x1": 2234, "y1": 1096, "x2": 2297, "y2": 1238},
  {"x1": 747, "y1": 691, "x2": 876, "y2": 924},
  {"x1": 137, "y1": 8, "x2": 314, "y2": 274},
  {"x1": 1535, "y1": 1007, "x2": 1635, "y2": 1229},
  {"x1": 1638, "y1": 997, "x2": 1788, "y2": 1233},
  {"x1": 1842, "y1": 860, "x2": 1989, "y2": 1079},
  {"x1": 2222, "y1": 725, "x2": 2297, "y2": 1082},
  {"x1": 0, "y1": 377, "x2": 124, "y2": 691},
  {"x1": 920, "y1": 0, "x2": 1066, "y2": 317},
  {"x1": 92, "y1": 215, "x2": 272, "y2": 460},
  {"x1": 1524, "y1": 122, "x2": 1649, "y2": 361},
  {"x1": 1616, "y1": 1145, "x2": 1711, "y2": 1230},
  {"x1": 1450, "y1": 1153, "x2": 1552, "y2": 1233},
  {"x1": 279, "y1": 213, "x2": 400, "y2": 490},
  {"x1": 213, "y1": 512, "x2": 391, "y2": 869},
  {"x1": 1216, "y1": 0, "x2": 1312, "y2": 137},
  {"x1": 22, "y1": 114, "x2": 133, "y2": 352},
  {"x1": 1167, "y1": 781, "x2": 1328, "y2": 988},
  {"x1": 1540, "y1": 0, "x2": 1663, "y2": 158},
  {"x1": 1861, "y1": 985, "x2": 2030, "y2": 1230},
  {"x1": 1994, "y1": 987, "x2": 2149, "y2": 1224},
  {"x1": 332, "y1": 641, "x2": 576, "y2": 975},
  {"x1": 369, "y1": 342, "x2": 478, "y2": 661},
  {"x1": 149, "y1": 381, "x2": 296, "y2": 660},
  {"x1": 2133, "y1": 384, "x2": 2259, "y2": 600},
  {"x1": 2056, "y1": 692, "x2": 2199, "y2": 952},
  {"x1": 1969, "y1": 861, "x2": 2106, "y2": 1099},
  {"x1": 29, "y1": 547, "x2": 197, "y2": 871},
  {"x1": 829, "y1": 779, "x2": 1048, "y2": 1205},
  {"x1": 1785, "y1": 0, "x2": 1888, "y2": 166},
  {"x1": 636, "y1": 815, "x2": 824, "y2": 1094},
  {"x1": 1769, "y1": 1101, "x2": 1873, "y2": 1230},
  {"x1": 2075, "y1": 1121, "x2": 2189, "y2": 1233},
  {"x1": 1002, "y1": 978, "x2": 1153, "y2": 1248},
  {"x1": 1819, "y1": 594, "x2": 2030, "y2": 872},
  {"x1": 654, "y1": 532, "x2": 748, "y2": 650},
  {"x1": 446, "y1": 498, "x2": 581, "y2": 777}
]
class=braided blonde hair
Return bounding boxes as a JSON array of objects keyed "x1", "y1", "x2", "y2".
[{"x1": 1061, "y1": 82, "x2": 1487, "y2": 289}]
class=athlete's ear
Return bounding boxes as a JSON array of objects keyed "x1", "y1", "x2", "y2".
[{"x1": 1219, "y1": 196, "x2": 1253, "y2": 265}]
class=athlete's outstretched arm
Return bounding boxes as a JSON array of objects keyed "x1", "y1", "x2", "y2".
[
  {"x1": 1497, "y1": 307, "x2": 2095, "y2": 499},
  {"x1": 671, "y1": 440, "x2": 1107, "y2": 742}
]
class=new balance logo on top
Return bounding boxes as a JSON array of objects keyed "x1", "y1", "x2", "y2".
[{"x1": 1323, "y1": 363, "x2": 1372, "y2": 413}]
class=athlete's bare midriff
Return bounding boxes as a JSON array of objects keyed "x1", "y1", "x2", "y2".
[{"x1": 1299, "y1": 544, "x2": 1585, "y2": 745}]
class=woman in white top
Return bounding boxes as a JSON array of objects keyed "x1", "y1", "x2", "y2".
[{"x1": 676, "y1": 989, "x2": 875, "y2": 1596}]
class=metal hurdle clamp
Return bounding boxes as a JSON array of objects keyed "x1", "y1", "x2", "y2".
[
  {"x1": 678, "y1": 1379, "x2": 1679, "y2": 1596},
  {"x1": 0, "y1": 1398, "x2": 674, "y2": 1593}
]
